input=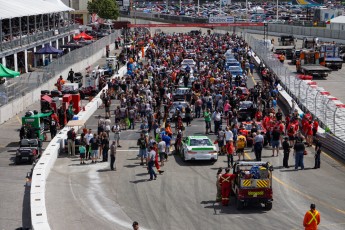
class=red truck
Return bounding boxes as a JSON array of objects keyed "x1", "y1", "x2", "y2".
[{"x1": 232, "y1": 161, "x2": 274, "y2": 210}]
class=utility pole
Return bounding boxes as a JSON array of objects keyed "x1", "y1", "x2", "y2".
[{"x1": 276, "y1": 0, "x2": 279, "y2": 22}]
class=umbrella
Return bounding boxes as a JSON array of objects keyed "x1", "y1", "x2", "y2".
[{"x1": 0, "y1": 63, "x2": 20, "y2": 78}]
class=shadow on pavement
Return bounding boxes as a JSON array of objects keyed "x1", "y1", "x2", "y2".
[
  {"x1": 21, "y1": 182, "x2": 32, "y2": 229},
  {"x1": 202, "y1": 198, "x2": 267, "y2": 214},
  {"x1": 97, "y1": 168, "x2": 112, "y2": 172},
  {"x1": 172, "y1": 154, "x2": 216, "y2": 167},
  {"x1": 135, "y1": 172, "x2": 148, "y2": 176},
  {"x1": 130, "y1": 179, "x2": 149, "y2": 184},
  {"x1": 123, "y1": 164, "x2": 141, "y2": 168}
]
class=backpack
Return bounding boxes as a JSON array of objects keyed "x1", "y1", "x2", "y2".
[
  {"x1": 237, "y1": 136, "x2": 246, "y2": 149},
  {"x1": 137, "y1": 138, "x2": 147, "y2": 149},
  {"x1": 67, "y1": 130, "x2": 73, "y2": 139}
]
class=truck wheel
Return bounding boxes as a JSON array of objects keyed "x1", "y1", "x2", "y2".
[
  {"x1": 264, "y1": 202, "x2": 272, "y2": 210},
  {"x1": 15, "y1": 157, "x2": 21, "y2": 165},
  {"x1": 80, "y1": 91, "x2": 85, "y2": 100},
  {"x1": 236, "y1": 199, "x2": 244, "y2": 210}
]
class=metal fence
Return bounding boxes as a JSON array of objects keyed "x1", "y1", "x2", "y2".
[
  {"x1": 0, "y1": 24, "x2": 79, "y2": 52},
  {"x1": 0, "y1": 31, "x2": 118, "y2": 107},
  {"x1": 245, "y1": 33, "x2": 345, "y2": 142}
]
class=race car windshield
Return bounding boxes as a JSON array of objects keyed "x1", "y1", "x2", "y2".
[
  {"x1": 239, "y1": 101, "x2": 253, "y2": 109},
  {"x1": 190, "y1": 139, "x2": 213, "y2": 146}
]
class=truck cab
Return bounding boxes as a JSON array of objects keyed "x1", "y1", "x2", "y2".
[
  {"x1": 232, "y1": 161, "x2": 273, "y2": 210},
  {"x1": 274, "y1": 35, "x2": 296, "y2": 59},
  {"x1": 302, "y1": 37, "x2": 319, "y2": 49}
]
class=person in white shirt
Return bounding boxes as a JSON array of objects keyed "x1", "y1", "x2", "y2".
[
  {"x1": 225, "y1": 126, "x2": 234, "y2": 144},
  {"x1": 148, "y1": 145, "x2": 157, "y2": 181},
  {"x1": 158, "y1": 138, "x2": 167, "y2": 166},
  {"x1": 85, "y1": 129, "x2": 93, "y2": 160}
]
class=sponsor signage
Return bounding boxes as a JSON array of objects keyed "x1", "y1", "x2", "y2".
[
  {"x1": 209, "y1": 16, "x2": 234, "y2": 24},
  {"x1": 128, "y1": 22, "x2": 263, "y2": 28},
  {"x1": 123, "y1": 0, "x2": 130, "y2": 7}
]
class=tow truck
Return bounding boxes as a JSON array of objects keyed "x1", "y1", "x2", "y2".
[
  {"x1": 302, "y1": 37, "x2": 319, "y2": 49},
  {"x1": 318, "y1": 45, "x2": 343, "y2": 70},
  {"x1": 273, "y1": 35, "x2": 296, "y2": 60},
  {"x1": 232, "y1": 161, "x2": 273, "y2": 210},
  {"x1": 296, "y1": 50, "x2": 332, "y2": 77}
]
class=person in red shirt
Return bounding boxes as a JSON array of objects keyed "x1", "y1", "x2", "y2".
[
  {"x1": 255, "y1": 110, "x2": 263, "y2": 121},
  {"x1": 303, "y1": 204, "x2": 320, "y2": 230},
  {"x1": 219, "y1": 168, "x2": 236, "y2": 206},
  {"x1": 306, "y1": 121, "x2": 313, "y2": 147},
  {"x1": 226, "y1": 140, "x2": 234, "y2": 168},
  {"x1": 153, "y1": 142, "x2": 164, "y2": 175},
  {"x1": 312, "y1": 119, "x2": 319, "y2": 137},
  {"x1": 287, "y1": 123, "x2": 296, "y2": 147}
]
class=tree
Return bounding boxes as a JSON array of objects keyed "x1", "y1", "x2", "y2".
[{"x1": 87, "y1": 0, "x2": 119, "y2": 20}]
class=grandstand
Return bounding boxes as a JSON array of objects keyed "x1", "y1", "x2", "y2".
[{"x1": 0, "y1": 0, "x2": 75, "y2": 73}]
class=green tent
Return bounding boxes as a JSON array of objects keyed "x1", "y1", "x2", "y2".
[{"x1": 0, "y1": 63, "x2": 20, "y2": 78}]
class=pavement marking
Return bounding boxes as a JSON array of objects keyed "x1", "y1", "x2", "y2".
[
  {"x1": 16, "y1": 115, "x2": 22, "y2": 125},
  {"x1": 244, "y1": 152, "x2": 345, "y2": 216},
  {"x1": 321, "y1": 150, "x2": 345, "y2": 167},
  {"x1": 248, "y1": 72, "x2": 256, "y2": 85},
  {"x1": 117, "y1": 149, "x2": 138, "y2": 152}
]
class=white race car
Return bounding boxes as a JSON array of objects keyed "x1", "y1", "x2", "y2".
[{"x1": 181, "y1": 136, "x2": 218, "y2": 162}]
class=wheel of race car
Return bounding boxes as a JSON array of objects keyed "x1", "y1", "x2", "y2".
[
  {"x1": 15, "y1": 157, "x2": 21, "y2": 165},
  {"x1": 80, "y1": 91, "x2": 85, "y2": 99},
  {"x1": 264, "y1": 202, "x2": 272, "y2": 211},
  {"x1": 30, "y1": 156, "x2": 35, "y2": 164},
  {"x1": 236, "y1": 199, "x2": 244, "y2": 210},
  {"x1": 181, "y1": 150, "x2": 186, "y2": 162}
]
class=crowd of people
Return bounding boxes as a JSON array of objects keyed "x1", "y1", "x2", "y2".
[{"x1": 70, "y1": 29, "x2": 322, "y2": 175}]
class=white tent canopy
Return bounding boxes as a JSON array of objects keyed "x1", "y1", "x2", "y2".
[
  {"x1": 0, "y1": 0, "x2": 73, "y2": 19},
  {"x1": 330, "y1": 15, "x2": 345, "y2": 24}
]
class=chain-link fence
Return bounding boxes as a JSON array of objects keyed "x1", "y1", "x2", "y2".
[
  {"x1": 0, "y1": 31, "x2": 119, "y2": 107},
  {"x1": 245, "y1": 32, "x2": 345, "y2": 142}
]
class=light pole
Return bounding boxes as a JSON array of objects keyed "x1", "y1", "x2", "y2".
[
  {"x1": 180, "y1": 0, "x2": 182, "y2": 12},
  {"x1": 276, "y1": 0, "x2": 279, "y2": 22},
  {"x1": 219, "y1": 0, "x2": 221, "y2": 15},
  {"x1": 245, "y1": 0, "x2": 248, "y2": 20},
  {"x1": 198, "y1": 0, "x2": 200, "y2": 15}
]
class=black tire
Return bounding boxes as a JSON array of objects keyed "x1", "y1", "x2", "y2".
[
  {"x1": 236, "y1": 199, "x2": 244, "y2": 210},
  {"x1": 15, "y1": 157, "x2": 21, "y2": 165},
  {"x1": 51, "y1": 90, "x2": 61, "y2": 97},
  {"x1": 41, "y1": 90, "x2": 50, "y2": 95},
  {"x1": 80, "y1": 91, "x2": 85, "y2": 100},
  {"x1": 264, "y1": 202, "x2": 272, "y2": 210},
  {"x1": 181, "y1": 150, "x2": 186, "y2": 162}
]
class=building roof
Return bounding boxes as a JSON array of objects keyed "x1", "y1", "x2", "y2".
[
  {"x1": 0, "y1": 0, "x2": 73, "y2": 19},
  {"x1": 330, "y1": 15, "x2": 345, "y2": 24}
]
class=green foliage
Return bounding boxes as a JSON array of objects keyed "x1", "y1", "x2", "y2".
[{"x1": 87, "y1": 0, "x2": 119, "y2": 20}]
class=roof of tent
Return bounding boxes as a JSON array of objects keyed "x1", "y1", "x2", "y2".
[
  {"x1": 0, "y1": 64, "x2": 20, "y2": 78},
  {"x1": 73, "y1": 32, "x2": 94, "y2": 40},
  {"x1": 0, "y1": 0, "x2": 74, "y2": 20},
  {"x1": 35, "y1": 44, "x2": 64, "y2": 55}
]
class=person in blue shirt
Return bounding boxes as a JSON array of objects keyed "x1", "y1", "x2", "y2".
[{"x1": 162, "y1": 134, "x2": 171, "y2": 155}]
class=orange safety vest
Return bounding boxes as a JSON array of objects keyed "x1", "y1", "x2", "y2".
[{"x1": 303, "y1": 210, "x2": 320, "y2": 230}]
